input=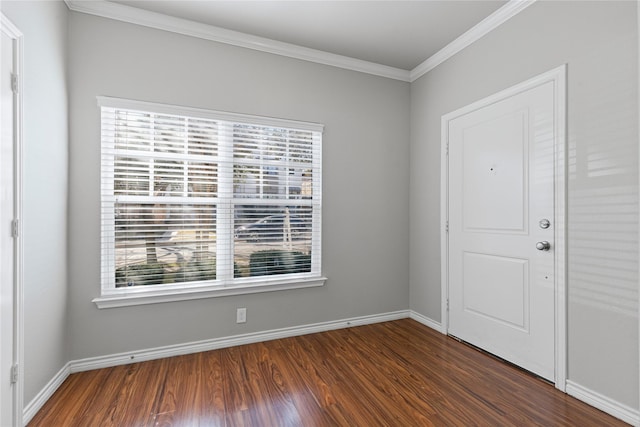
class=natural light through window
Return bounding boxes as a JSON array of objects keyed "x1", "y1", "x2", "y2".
[{"x1": 95, "y1": 97, "x2": 324, "y2": 308}]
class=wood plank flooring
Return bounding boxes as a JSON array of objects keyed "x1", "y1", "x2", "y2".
[{"x1": 28, "y1": 319, "x2": 628, "y2": 426}]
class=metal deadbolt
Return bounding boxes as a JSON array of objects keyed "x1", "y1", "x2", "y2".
[
  {"x1": 539, "y1": 219, "x2": 550, "y2": 229},
  {"x1": 536, "y1": 241, "x2": 551, "y2": 251}
]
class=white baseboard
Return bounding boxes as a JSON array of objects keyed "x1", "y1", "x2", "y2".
[
  {"x1": 23, "y1": 362, "x2": 71, "y2": 425},
  {"x1": 407, "y1": 313, "x2": 640, "y2": 425},
  {"x1": 566, "y1": 380, "x2": 640, "y2": 426},
  {"x1": 69, "y1": 309, "x2": 411, "y2": 373},
  {"x1": 30, "y1": 312, "x2": 637, "y2": 427},
  {"x1": 409, "y1": 310, "x2": 445, "y2": 333},
  {"x1": 23, "y1": 310, "x2": 409, "y2": 423}
]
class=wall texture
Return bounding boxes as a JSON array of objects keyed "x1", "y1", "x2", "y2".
[
  {"x1": 0, "y1": 1, "x2": 69, "y2": 405},
  {"x1": 4, "y1": 0, "x2": 638, "y2": 418},
  {"x1": 66, "y1": 13, "x2": 410, "y2": 361},
  {"x1": 410, "y1": 0, "x2": 638, "y2": 409}
]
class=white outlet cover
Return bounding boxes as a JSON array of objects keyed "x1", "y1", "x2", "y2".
[{"x1": 236, "y1": 307, "x2": 247, "y2": 323}]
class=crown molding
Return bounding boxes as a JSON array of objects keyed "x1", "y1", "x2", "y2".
[
  {"x1": 65, "y1": 0, "x2": 534, "y2": 83},
  {"x1": 64, "y1": 0, "x2": 411, "y2": 82},
  {"x1": 409, "y1": 0, "x2": 536, "y2": 82}
]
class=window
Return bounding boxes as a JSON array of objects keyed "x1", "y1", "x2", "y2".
[{"x1": 95, "y1": 97, "x2": 324, "y2": 308}]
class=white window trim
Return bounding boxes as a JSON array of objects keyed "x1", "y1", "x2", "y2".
[
  {"x1": 97, "y1": 96, "x2": 324, "y2": 133},
  {"x1": 93, "y1": 276, "x2": 327, "y2": 309},
  {"x1": 94, "y1": 96, "x2": 325, "y2": 309}
]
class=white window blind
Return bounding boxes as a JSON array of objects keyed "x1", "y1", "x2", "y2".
[{"x1": 99, "y1": 97, "x2": 322, "y2": 300}]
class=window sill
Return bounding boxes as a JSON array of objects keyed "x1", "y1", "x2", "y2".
[{"x1": 93, "y1": 276, "x2": 327, "y2": 309}]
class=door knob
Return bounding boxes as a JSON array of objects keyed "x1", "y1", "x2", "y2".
[{"x1": 536, "y1": 241, "x2": 551, "y2": 251}]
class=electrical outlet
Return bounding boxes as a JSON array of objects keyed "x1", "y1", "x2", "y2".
[{"x1": 236, "y1": 307, "x2": 247, "y2": 323}]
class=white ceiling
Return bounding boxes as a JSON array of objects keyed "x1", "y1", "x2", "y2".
[{"x1": 111, "y1": 1, "x2": 507, "y2": 71}]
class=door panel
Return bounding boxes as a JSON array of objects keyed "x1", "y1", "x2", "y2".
[
  {"x1": 463, "y1": 252, "x2": 529, "y2": 330},
  {"x1": 448, "y1": 81, "x2": 556, "y2": 381},
  {"x1": 462, "y1": 110, "x2": 528, "y2": 233}
]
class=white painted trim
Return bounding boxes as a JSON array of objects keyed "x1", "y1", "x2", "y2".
[
  {"x1": 23, "y1": 363, "x2": 70, "y2": 425},
  {"x1": 69, "y1": 310, "x2": 410, "y2": 373},
  {"x1": 1, "y1": 13, "x2": 24, "y2": 427},
  {"x1": 440, "y1": 65, "x2": 567, "y2": 390},
  {"x1": 64, "y1": 0, "x2": 410, "y2": 82},
  {"x1": 97, "y1": 96, "x2": 325, "y2": 132},
  {"x1": 566, "y1": 381, "x2": 640, "y2": 426},
  {"x1": 553, "y1": 65, "x2": 568, "y2": 393},
  {"x1": 94, "y1": 276, "x2": 327, "y2": 309},
  {"x1": 409, "y1": 310, "x2": 445, "y2": 334},
  {"x1": 23, "y1": 311, "x2": 637, "y2": 426},
  {"x1": 440, "y1": 110, "x2": 450, "y2": 336},
  {"x1": 23, "y1": 311, "x2": 408, "y2": 420},
  {"x1": 409, "y1": 0, "x2": 537, "y2": 82},
  {"x1": 96, "y1": 95, "x2": 325, "y2": 309},
  {"x1": 63, "y1": 0, "x2": 536, "y2": 83},
  {"x1": 637, "y1": 0, "x2": 640, "y2": 418}
]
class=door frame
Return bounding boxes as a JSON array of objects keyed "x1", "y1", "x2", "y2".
[
  {"x1": 1, "y1": 12, "x2": 24, "y2": 426},
  {"x1": 440, "y1": 65, "x2": 567, "y2": 391}
]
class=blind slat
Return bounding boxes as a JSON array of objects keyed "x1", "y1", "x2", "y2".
[{"x1": 101, "y1": 101, "x2": 322, "y2": 292}]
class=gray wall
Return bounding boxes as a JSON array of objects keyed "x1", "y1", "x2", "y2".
[
  {"x1": 5, "y1": 0, "x2": 638, "y2": 415},
  {"x1": 66, "y1": 13, "x2": 410, "y2": 360},
  {"x1": 0, "y1": 1, "x2": 69, "y2": 404},
  {"x1": 410, "y1": 1, "x2": 638, "y2": 409}
]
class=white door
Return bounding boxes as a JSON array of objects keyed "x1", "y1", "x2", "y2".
[
  {"x1": 445, "y1": 73, "x2": 564, "y2": 382},
  {"x1": 1, "y1": 26, "x2": 16, "y2": 427}
]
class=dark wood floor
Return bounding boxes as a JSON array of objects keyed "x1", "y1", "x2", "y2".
[{"x1": 29, "y1": 319, "x2": 627, "y2": 426}]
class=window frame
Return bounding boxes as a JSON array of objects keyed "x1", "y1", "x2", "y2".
[{"x1": 94, "y1": 97, "x2": 325, "y2": 309}]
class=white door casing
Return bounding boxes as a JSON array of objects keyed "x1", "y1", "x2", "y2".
[
  {"x1": 441, "y1": 66, "x2": 566, "y2": 389},
  {"x1": 1, "y1": 13, "x2": 23, "y2": 427},
  {"x1": 0, "y1": 26, "x2": 14, "y2": 427}
]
